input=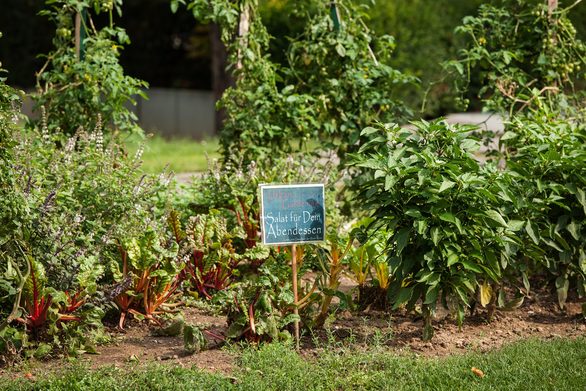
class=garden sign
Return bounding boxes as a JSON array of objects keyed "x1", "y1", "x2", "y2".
[
  {"x1": 260, "y1": 184, "x2": 325, "y2": 245},
  {"x1": 260, "y1": 183, "x2": 326, "y2": 349}
]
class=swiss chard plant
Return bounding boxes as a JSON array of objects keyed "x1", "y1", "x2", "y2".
[
  {"x1": 213, "y1": 257, "x2": 297, "y2": 343},
  {"x1": 313, "y1": 233, "x2": 353, "y2": 328},
  {"x1": 111, "y1": 228, "x2": 182, "y2": 328},
  {"x1": 178, "y1": 211, "x2": 265, "y2": 299},
  {"x1": 351, "y1": 120, "x2": 519, "y2": 340}
]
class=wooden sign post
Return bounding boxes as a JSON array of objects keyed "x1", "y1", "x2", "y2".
[{"x1": 260, "y1": 184, "x2": 326, "y2": 350}]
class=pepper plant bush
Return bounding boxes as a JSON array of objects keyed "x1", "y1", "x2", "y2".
[
  {"x1": 501, "y1": 114, "x2": 586, "y2": 309},
  {"x1": 351, "y1": 120, "x2": 519, "y2": 340}
]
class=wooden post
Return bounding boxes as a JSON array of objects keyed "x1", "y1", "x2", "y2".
[
  {"x1": 75, "y1": 12, "x2": 81, "y2": 60},
  {"x1": 236, "y1": 4, "x2": 250, "y2": 71},
  {"x1": 291, "y1": 244, "x2": 300, "y2": 351},
  {"x1": 548, "y1": 0, "x2": 558, "y2": 17},
  {"x1": 74, "y1": 10, "x2": 87, "y2": 61}
]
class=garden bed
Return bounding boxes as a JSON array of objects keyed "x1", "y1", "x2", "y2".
[{"x1": 1, "y1": 284, "x2": 583, "y2": 381}]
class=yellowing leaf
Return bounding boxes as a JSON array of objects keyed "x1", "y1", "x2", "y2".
[{"x1": 479, "y1": 280, "x2": 492, "y2": 307}]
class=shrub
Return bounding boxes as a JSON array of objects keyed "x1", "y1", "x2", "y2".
[
  {"x1": 449, "y1": 0, "x2": 586, "y2": 116},
  {"x1": 351, "y1": 120, "x2": 518, "y2": 339},
  {"x1": 501, "y1": 115, "x2": 586, "y2": 308},
  {"x1": 174, "y1": 0, "x2": 413, "y2": 164}
]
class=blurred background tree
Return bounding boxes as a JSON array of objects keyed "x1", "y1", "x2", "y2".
[{"x1": 0, "y1": 0, "x2": 584, "y2": 118}]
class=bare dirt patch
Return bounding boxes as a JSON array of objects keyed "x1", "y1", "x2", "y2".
[{"x1": 2, "y1": 286, "x2": 584, "y2": 380}]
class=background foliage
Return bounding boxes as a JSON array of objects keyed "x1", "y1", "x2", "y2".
[{"x1": 34, "y1": 0, "x2": 148, "y2": 135}]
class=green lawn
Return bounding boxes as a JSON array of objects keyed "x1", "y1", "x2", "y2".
[
  {"x1": 125, "y1": 135, "x2": 220, "y2": 174},
  {"x1": 3, "y1": 337, "x2": 585, "y2": 390}
]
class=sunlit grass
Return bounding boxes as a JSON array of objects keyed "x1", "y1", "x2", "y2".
[
  {"x1": 125, "y1": 135, "x2": 220, "y2": 174},
  {"x1": 3, "y1": 337, "x2": 585, "y2": 390}
]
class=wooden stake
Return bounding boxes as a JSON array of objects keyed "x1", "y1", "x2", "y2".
[
  {"x1": 75, "y1": 12, "x2": 81, "y2": 60},
  {"x1": 548, "y1": 0, "x2": 558, "y2": 17},
  {"x1": 291, "y1": 244, "x2": 300, "y2": 351}
]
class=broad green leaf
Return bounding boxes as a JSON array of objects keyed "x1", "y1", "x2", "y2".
[
  {"x1": 500, "y1": 131, "x2": 518, "y2": 141},
  {"x1": 395, "y1": 228, "x2": 410, "y2": 255},
  {"x1": 431, "y1": 227, "x2": 441, "y2": 245},
  {"x1": 543, "y1": 238, "x2": 563, "y2": 252},
  {"x1": 385, "y1": 176, "x2": 396, "y2": 191},
  {"x1": 446, "y1": 250, "x2": 459, "y2": 267},
  {"x1": 405, "y1": 209, "x2": 423, "y2": 218},
  {"x1": 416, "y1": 219, "x2": 428, "y2": 235},
  {"x1": 392, "y1": 286, "x2": 414, "y2": 309},
  {"x1": 424, "y1": 286, "x2": 439, "y2": 305},
  {"x1": 486, "y1": 210, "x2": 507, "y2": 227},
  {"x1": 361, "y1": 126, "x2": 379, "y2": 136},
  {"x1": 507, "y1": 220, "x2": 525, "y2": 232},
  {"x1": 439, "y1": 212, "x2": 456, "y2": 224},
  {"x1": 566, "y1": 220, "x2": 580, "y2": 241},
  {"x1": 335, "y1": 43, "x2": 346, "y2": 57},
  {"x1": 374, "y1": 169, "x2": 385, "y2": 179},
  {"x1": 438, "y1": 179, "x2": 456, "y2": 193},
  {"x1": 460, "y1": 259, "x2": 483, "y2": 273},
  {"x1": 525, "y1": 221, "x2": 539, "y2": 245}
]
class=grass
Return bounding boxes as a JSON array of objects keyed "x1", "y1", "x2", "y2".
[
  {"x1": 125, "y1": 135, "x2": 220, "y2": 174},
  {"x1": 2, "y1": 337, "x2": 585, "y2": 390}
]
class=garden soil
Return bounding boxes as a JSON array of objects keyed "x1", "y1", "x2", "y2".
[{"x1": 1, "y1": 282, "x2": 585, "y2": 381}]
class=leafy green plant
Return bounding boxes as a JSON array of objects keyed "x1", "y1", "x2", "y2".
[
  {"x1": 177, "y1": 212, "x2": 251, "y2": 299},
  {"x1": 501, "y1": 114, "x2": 586, "y2": 309},
  {"x1": 183, "y1": 323, "x2": 206, "y2": 354},
  {"x1": 213, "y1": 257, "x2": 297, "y2": 343},
  {"x1": 284, "y1": 0, "x2": 414, "y2": 160},
  {"x1": 1, "y1": 110, "x2": 170, "y2": 358},
  {"x1": 34, "y1": 0, "x2": 147, "y2": 134},
  {"x1": 314, "y1": 234, "x2": 353, "y2": 328},
  {"x1": 347, "y1": 224, "x2": 390, "y2": 310},
  {"x1": 173, "y1": 0, "x2": 412, "y2": 164},
  {"x1": 351, "y1": 120, "x2": 518, "y2": 340},
  {"x1": 449, "y1": 0, "x2": 586, "y2": 117},
  {"x1": 111, "y1": 228, "x2": 182, "y2": 328}
]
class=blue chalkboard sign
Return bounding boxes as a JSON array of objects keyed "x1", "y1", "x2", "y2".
[{"x1": 260, "y1": 184, "x2": 326, "y2": 245}]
